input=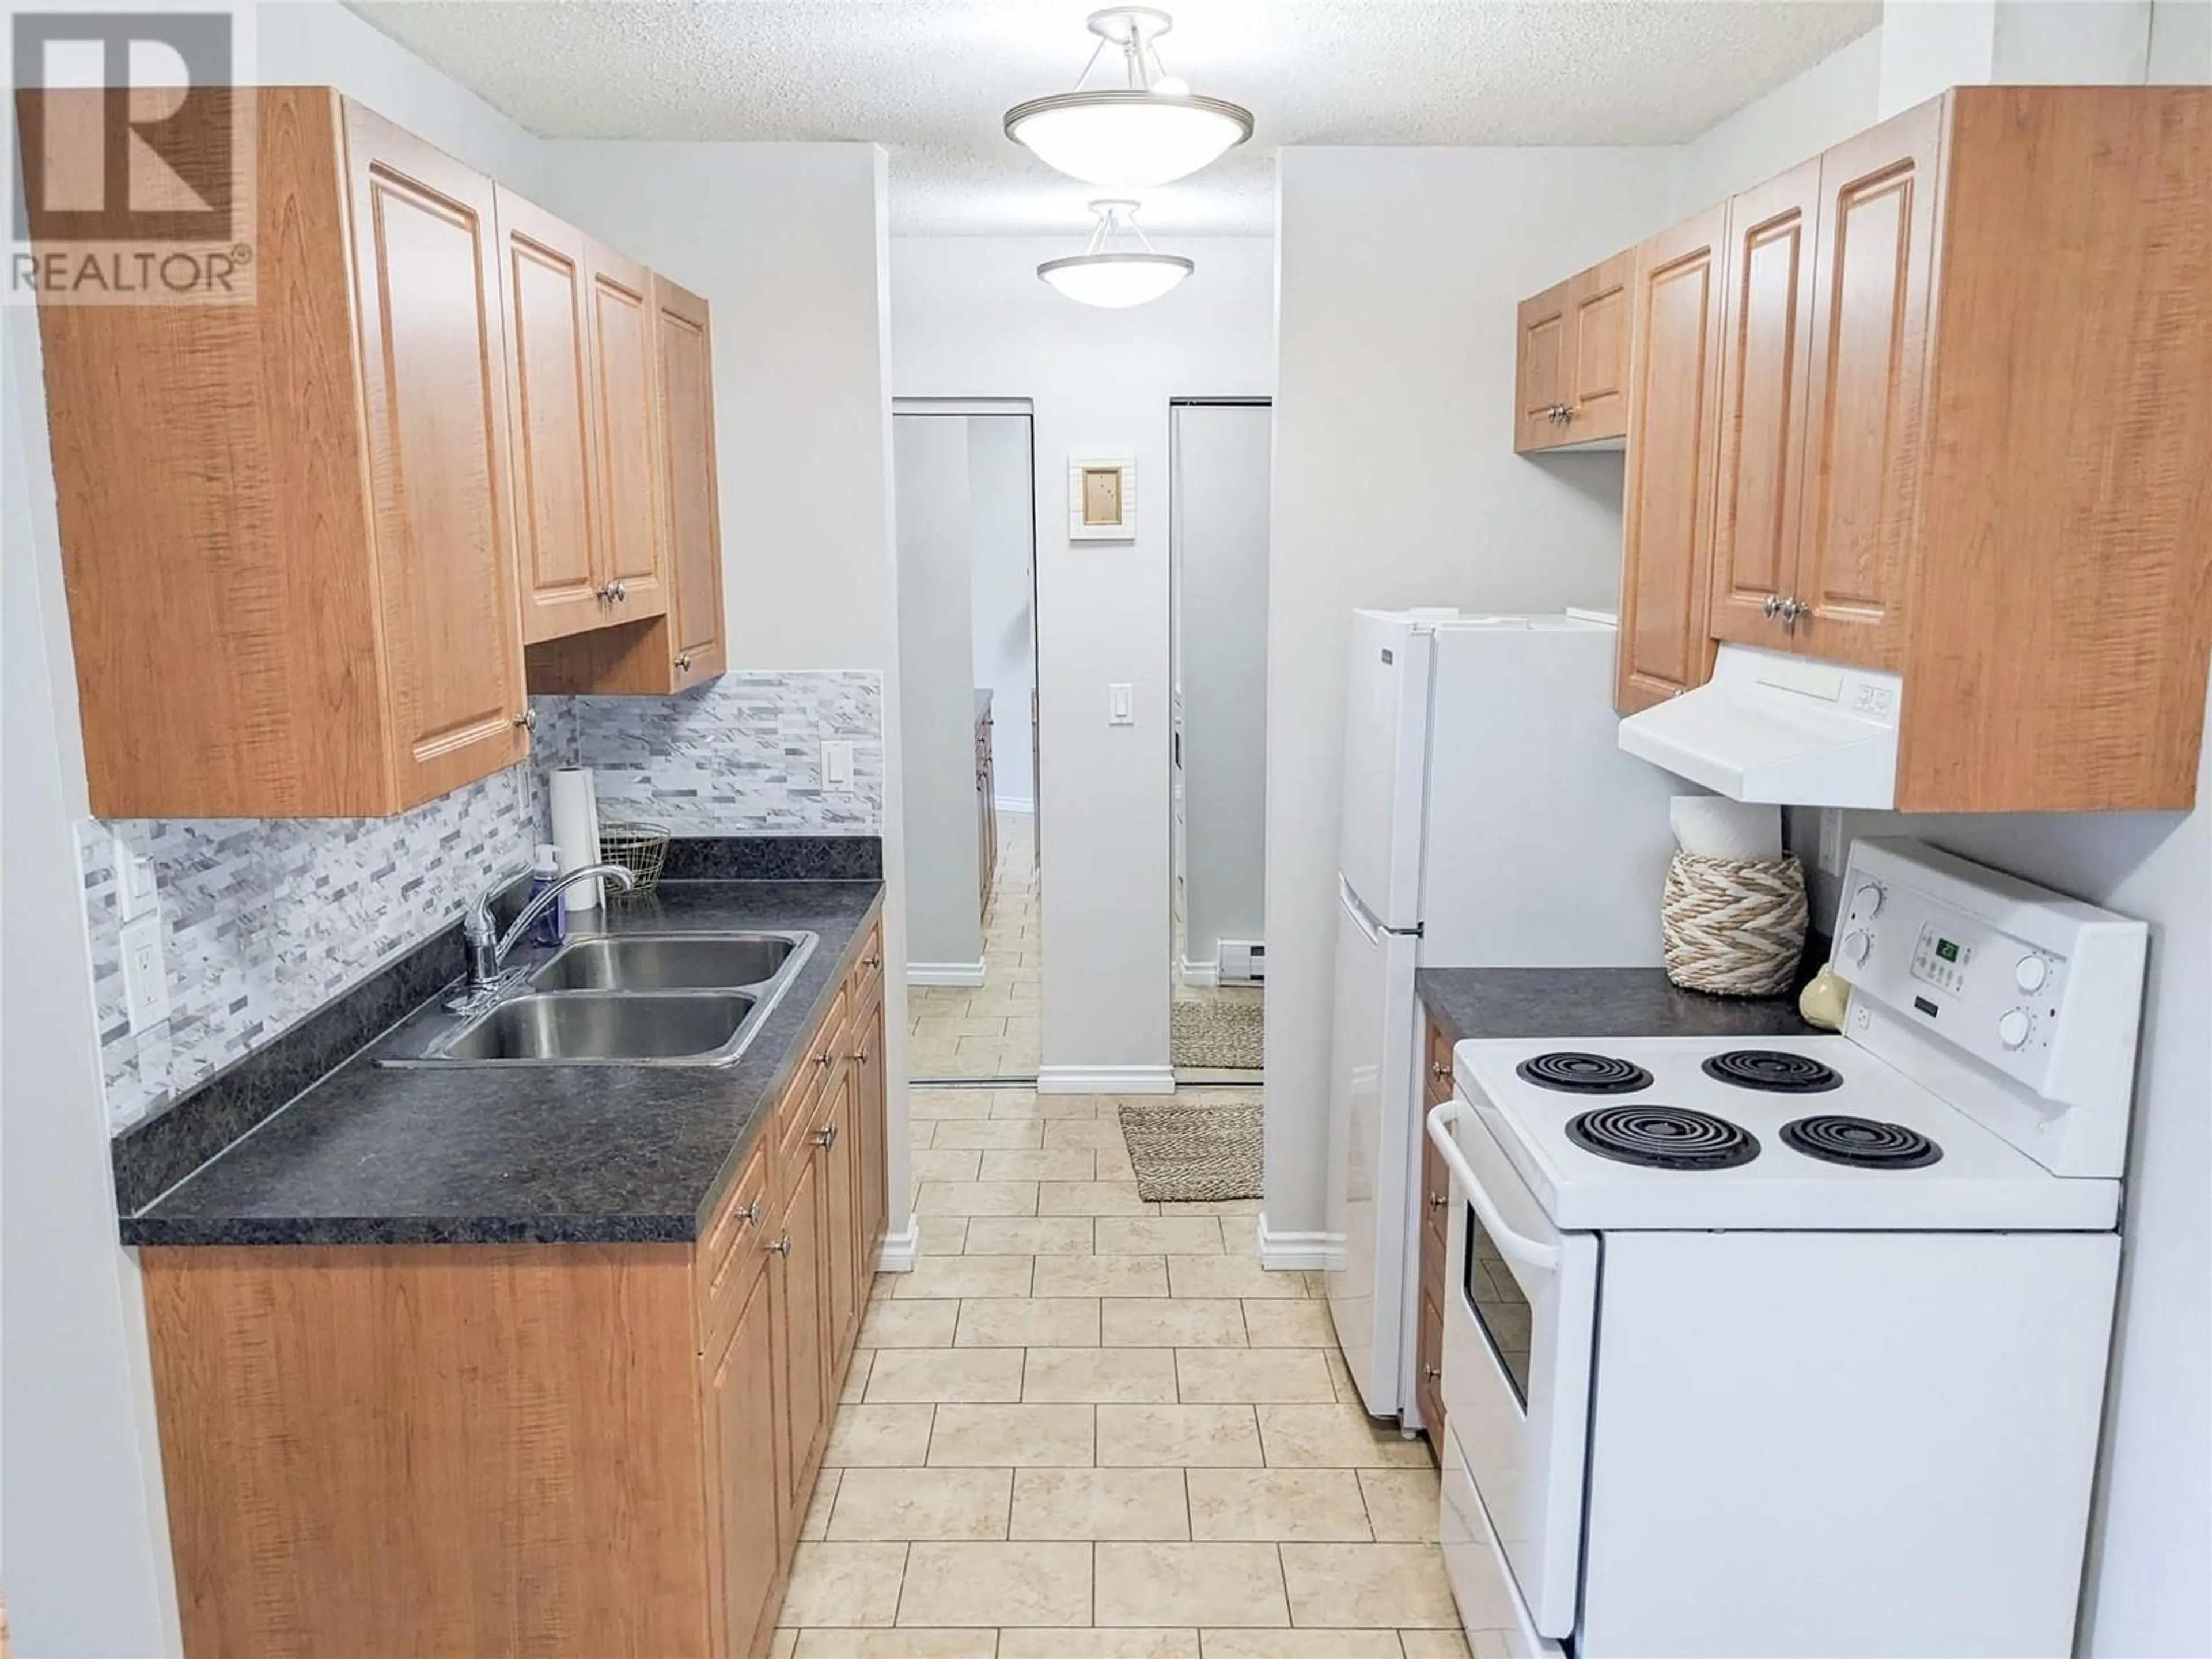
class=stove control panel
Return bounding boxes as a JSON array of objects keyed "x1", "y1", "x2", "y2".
[{"x1": 1831, "y1": 838, "x2": 2149, "y2": 1180}]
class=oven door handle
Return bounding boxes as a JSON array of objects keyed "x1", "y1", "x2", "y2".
[{"x1": 1426, "y1": 1099, "x2": 1561, "y2": 1272}]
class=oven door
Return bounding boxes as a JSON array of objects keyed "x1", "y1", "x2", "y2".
[{"x1": 1426, "y1": 1095, "x2": 1598, "y2": 1641}]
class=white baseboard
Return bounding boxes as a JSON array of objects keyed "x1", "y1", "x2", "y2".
[
  {"x1": 1036, "y1": 1065, "x2": 1176, "y2": 1096},
  {"x1": 994, "y1": 794, "x2": 1036, "y2": 814},
  {"x1": 1177, "y1": 957, "x2": 1219, "y2": 987},
  {"x1": 876, "y1": 1218, "x2": 920, "y2": 1272},
  {"x1": 1256, "y1": 1214, "x2": 1335, "y2": 1271},
  {"x1": 907, "y1": 960, "x2": 986, "y2": 987}
]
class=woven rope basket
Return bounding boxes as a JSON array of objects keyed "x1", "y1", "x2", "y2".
[{"x1": 1661, "y1": 850, "x2": 1809, "y2": 997}]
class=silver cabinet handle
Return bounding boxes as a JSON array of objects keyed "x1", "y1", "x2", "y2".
[
  {"x1": 674, "y1": 652, "x2": 694, "y2": 672},
  {"x1": 849, "y1": 1050, "x2": 869, "y2": 1065},
  {"x1": 864, "y1": 953, "x2": 883, "y2": 969},
  {"x1": 736, "y1": 1199, "x2": 761, "y2": 1227},
  {"x1": 612, "y1": 579, "x2": 628, "y2": 601},
  {"x1": 512, "y1": 707, "x2": 536, "y2": 729},
  {"x1": 1430, "y1": 1062, "x2": 1450, "y2": 1080},
  {"x1": 1429, "y1": 1191, "x2": 1448, "y2": 1210},
  {"x1": 814, "y1": 1124, "x2": 839, "y2": 1150},
  {"x1": 1424, "y1": 1363, "x2": 1442, "y2": 1383},
  {"x1": 1781, "y1": 597, "x2": 1807, "y2": 626},
  {"x1": 767, "y1": 1233, "x2": 791, "y2": 1256},
  {"x1": 595, "y1": 582, "x2": 615, "y2": 602},
  {"x1": 1763, "y1": 595, "x2": 1782, "y2": 619},
  {"x1": 816, "y1": 1049, "x2": 835, "y2": 1069}
]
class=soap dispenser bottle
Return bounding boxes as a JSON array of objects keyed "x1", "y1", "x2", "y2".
[{"x1": 528, "y1": 843, "x2": 566, "y2": 948}]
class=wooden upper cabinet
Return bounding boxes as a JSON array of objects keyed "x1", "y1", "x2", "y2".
[
  {"x1": 655, "y1": 273, "x2": 728, "y2": 689},
  {"x1": 346, "y1": 105, "x2": 532, "y2": 808},
  {"x1": 1514, "y1": 281, "x2": 1570, "y2": 450},
  {"x1": 29, "y1": 87, "x2": 528, "y2": 817},
  {"x1": 1707, "y1": 157, "x2": 1820, "y2": 652},
  {"x1": 588, "y1": 242, "x2": 670, "y2": 622},
  {"x1": 1515, "y1": 255, "x2": 1631, "y2": 452},
  {"x1": 496, "y1": 187, "x2": 603, "y2": 645},
  {"x1": 523, "y1": 271, "x2": 726, "y2": 696},
  {"x1": 1615, "y1": 206, "x2": 1728, "y2": 714},
  {"x1": 1562, "y1": 251, "x2": 1633, "y2": 444},
  {"x1": 1792, "y1": 102, "x2": 1941, "y2": 672}
]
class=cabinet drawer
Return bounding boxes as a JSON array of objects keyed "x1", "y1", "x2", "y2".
[
  {"x1": 1421, "y1": 1135, "x2": 1450, "y2": 1263},
  {"x1": 777, "y1": 985, "x2": 849, "y2": 1176},
  {"x1": 1423, "y1": 1016, "x2": 1456, "y2": 1106},
  {"x1": 850, "y1": 919, "x2": 885, "y2": 1010},
  {"x1": 1416, "y1": 1286, "x2": 1446, "y2": 1448}
]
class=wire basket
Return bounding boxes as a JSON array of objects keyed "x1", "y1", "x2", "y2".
[{"x1": 597, "y1": 820, "x2": 671, "y2": 898}]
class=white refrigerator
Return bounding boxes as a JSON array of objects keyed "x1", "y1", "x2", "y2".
[{"x1": 1324, "y1": 609, "x2": 1684, "y2": 1419}]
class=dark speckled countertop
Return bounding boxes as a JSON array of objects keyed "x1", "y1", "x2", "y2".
[
  {"x1": 1416, "y1": 966, "x2": 1817, "y2": 1048},
  {"x1": 122, "y1": 880, "x2": 883, "y2": 1249}
]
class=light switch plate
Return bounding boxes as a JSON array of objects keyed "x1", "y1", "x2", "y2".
[
  {"x1": 1108, "y1": 684, "x2": 1134, "y2": 726},
  {"x1": 1818, "y1": 808, "x2": 1846, "y2": 876},
  {"x1": 821, "y1": 739, "x2": 855, "y2": 792},
  {"x1": 113, "y1": 831, "x2": 157, "y2": 921},
  {"x1": 119, "y1": 914, "x2": 170, "y2": 1032}
]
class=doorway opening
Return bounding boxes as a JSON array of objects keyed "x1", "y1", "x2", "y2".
[
  {"x1": 1168, "y1": 397, "x2": 1272, "y2": 1084},
  {"x1": 892, "y1": 399, "x2": 1041, "y2": 1084}
]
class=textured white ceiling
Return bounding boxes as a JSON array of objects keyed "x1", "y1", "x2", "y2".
[{"x1": 347, "y1": 0, "x2": 1881, "y2": 236}]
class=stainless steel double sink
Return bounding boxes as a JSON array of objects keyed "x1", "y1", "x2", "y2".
[{"x1": 379, "y1": 931, "x2": 819, "y2": 1067}]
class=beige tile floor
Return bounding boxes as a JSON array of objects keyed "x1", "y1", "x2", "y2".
[
  {"x1": 770, "y1": 1085, "x2": 1464, "y2": 1658},
  {"x1": 911, "y1": 812, "x2": 1041, "y2": 1081}
]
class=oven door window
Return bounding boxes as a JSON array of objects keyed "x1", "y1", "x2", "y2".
[{"x1": 1463, "y1": 1204, "x2": 1534, "y2": 1408}]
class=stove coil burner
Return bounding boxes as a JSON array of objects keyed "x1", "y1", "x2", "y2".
[
  {"x1": 1566, "y1": 1105, "x2": 1759, "y2": 1171},
  {"x1": 1782, "y1": 1115, "x2": 1943, "y2": 1169},
  {"x1": 1516, "y1": 1052, "x2": 1654, "y2": 1094},
  {"x1": 1701, "y1": 1050, "x2": 1843, "y2": 1093}
]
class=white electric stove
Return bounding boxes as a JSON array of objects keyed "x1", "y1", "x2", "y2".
[{"x1": 1423, "y1": 838, "x2": 2149, "y2": 1659}]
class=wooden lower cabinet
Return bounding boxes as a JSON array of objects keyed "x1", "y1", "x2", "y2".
[{"x1": 139, "y1": 920, "x2": 892, "y2": 1659}]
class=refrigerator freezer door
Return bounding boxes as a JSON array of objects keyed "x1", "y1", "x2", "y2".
[
  {"x1": 1325, "y1": 876, "x2": 1422, "y2": 1416},
  {"x1": 1339, "y1": 613, "x2": 1435, "y2": 931}
]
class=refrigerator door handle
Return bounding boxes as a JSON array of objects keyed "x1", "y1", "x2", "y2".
[{"x1": 1338, "y1": 876, "x2": 1385, "y2": 945}]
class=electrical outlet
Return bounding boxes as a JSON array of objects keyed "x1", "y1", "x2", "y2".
[
  {"x1": 113, "y1": 831, "x2": 157, "y2": 921},
  {"x1": 821, "y1": 739, "x2": 855, "y2": 792},
  {"x1": 1818, "y1": 808, "x2": 1846, "y2": 876},
  {"x1": 119, "y1": 914, "x2": 170, "y2": 1032}
]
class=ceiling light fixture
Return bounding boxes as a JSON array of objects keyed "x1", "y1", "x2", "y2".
[
  {"x1": 1037, "y1": 200, "x2": 1193, "y2": 309},
  {"x1": 1005, "y1": 7, "x2": 1253, "y2": 190}
]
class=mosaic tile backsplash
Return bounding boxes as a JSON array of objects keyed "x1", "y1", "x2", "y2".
[
  {"x1": 82, "y1": 669, "x2": 885, "y2": 1134},
  {"x1": 536, "y1": 670, "x2": 887, "y2": 838}
]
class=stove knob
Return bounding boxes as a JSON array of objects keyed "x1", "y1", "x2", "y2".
[
  {"x1": 1842, "y1": 929, "x2": 1872, "y2": 965},
  {"x1": 2014, "y1": 955, "x2": 2049, "y2": 993},
  {"x1": 1997, "y1": 1008, "x2": 2032, "y2": 1050},
  {"x1": 1851, "y1": 881, "x2": 1884, "y2": 920}
]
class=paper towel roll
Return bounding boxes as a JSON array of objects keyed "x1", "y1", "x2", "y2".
[
  {"x1": 1669, "y1": 796, "x2": 1782, "y2": 860},
  {"x1": 550, "y1": 768, "x2": 603, "y2": 911}
]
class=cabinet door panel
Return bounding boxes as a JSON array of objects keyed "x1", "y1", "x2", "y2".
[
  {"x1": 1514, "y1": 281, "x2": 1571, "y2": 451},
  {"x1": 1796, "y1": 103, "x2": 1942, "y2": 670},
  {"x1": 857, "y1": 997, "x2": 888, "y2": 1262},
  {"x1": 774, "y1": 1155, "x2": 830, "y2": 1513},
  {"x1": 1617, "y1": 207, "x2": 1728, "y2": 712},
  {"x1": 344, "y1": 103, "x2": 528, "y2": 806},
  {"x1": 1565, "y1": 252, "x2": 1633, "y2": 442},
  {"x1": 706, "y1": 1259, "x2": 782, "y2": 1659},
  {"x1": 654, "y1": 275, "x2": 727, "y2": 688},
  {"x1": 824, "y1": 1073, "x2": 861, "y2": 1371},
  {"x1": 1710, "y1": 158, "x2": 1820, "y2": 650},
  {"x1": 495, "y1": 188, "x2": 602, "y2": 646},
  {"x1": 589, "y1": 241, "x2": 669, "y2": 622}
]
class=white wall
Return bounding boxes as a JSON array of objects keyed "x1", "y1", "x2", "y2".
[
  {"x1": 2149, "y1": 0, "x2": 2212, "y2": 78},
  {"x1": 968, "y1": 415, "x2": 1037, "y2": 813},
  {"x1": 1173, "y1": 401, "x2": 1272, "y2": 972},
  {"x1": 1262, "y1": 145, "x2": 1673, "y2": 1243},
  {"x1": 891, "y1": 236, "x2": 1274, "y2": 1088},
  {"x1": 894, "y1": 415, "x2": 983, "y2": 975},
  {"x1": 1669, "y1": 25, "x2": 1884, "y2": 216},
  {"x1": 1, "y1": 3, "x2": 552, "y2": 1651}
]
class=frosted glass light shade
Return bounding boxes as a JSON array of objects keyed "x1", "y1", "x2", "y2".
[
  {"x1": 1005, "y1": 91, "x2": 1252, "y2": 189},
  {"x1": 1037, "y1": 252, "x2": 1194, "y2": 308}
]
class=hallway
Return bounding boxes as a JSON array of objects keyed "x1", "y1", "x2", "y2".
[
  {"x1": 910, "y1": 810, "x2": 1041, "y2": 1081},
  {"x1": 770, "y1": 1082, "x2": 1460, "y2": 1656}
]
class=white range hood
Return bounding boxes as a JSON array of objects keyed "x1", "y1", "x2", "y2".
[{"x1": 1618, "y1": 644, "x2": 1904, "y2": 808}]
